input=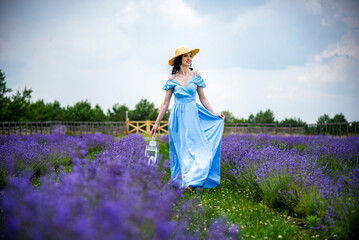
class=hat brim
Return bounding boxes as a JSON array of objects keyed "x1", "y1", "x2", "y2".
[{"x1": 168, "y1": 48, "x2": 200, "y2": 66}]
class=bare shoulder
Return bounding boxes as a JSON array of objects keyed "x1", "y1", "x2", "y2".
[
  {"x1": 168, "y1": 75, "x2": 175, "y2": 80},
  {"x1": 194, "y1": 71, "x2": 201, "y2": 77}
]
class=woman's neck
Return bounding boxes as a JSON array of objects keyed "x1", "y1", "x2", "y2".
[{"x1": 178, "y1": 65, "x2": 192, "y2": 75}]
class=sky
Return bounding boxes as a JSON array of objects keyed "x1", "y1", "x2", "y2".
[{"x1": 1, "y1": 0, "x2": 358, "y2": 123}]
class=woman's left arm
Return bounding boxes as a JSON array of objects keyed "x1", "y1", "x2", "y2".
[{"x1": 197, "y1": 87, "x2": 225, "y2": 119}]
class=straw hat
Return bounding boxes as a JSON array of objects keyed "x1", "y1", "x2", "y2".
[{"x1": 168, "y1": 46, "x2": 200, "y2": 66}]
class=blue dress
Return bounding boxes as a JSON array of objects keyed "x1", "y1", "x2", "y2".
[{"x1": 162, "y1": 72, "x2": 224, "y2": 188}]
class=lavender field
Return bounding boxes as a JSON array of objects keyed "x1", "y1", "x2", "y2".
[
  {"x1": 0, "y1": 132, "x2": 238, "y2": 240},
  {"x1": 221, "y1": 134, "x2": 359, "y2": 239},
  {"x1": 0, "y1": 132, "x2": 358, "y2": 239}
]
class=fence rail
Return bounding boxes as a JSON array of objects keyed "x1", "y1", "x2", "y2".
[
  {"x1": 224, "y1": 123, "x2": 306, "y2": 136},
  {"x1": 0, "y1": 121, "x2": 127, "y2": 136},
  {"x1": 307, "y1": 122, "x2": 358, "y2": 136},
  {"x1": 0, "y1": 121, "x2": 358, "y2": 137},
  {"x1": 127, "y1": 120, "x2": 168, "y2": 134},
  {"x1": 225, "y1": 122, "x2": 359, "y2": 136}
]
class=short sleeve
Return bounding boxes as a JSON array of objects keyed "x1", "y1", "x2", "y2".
[
  {"x1": 193, "y1": 76, "x2": 206, "y2": 88},
  {"x1": 162, "y1": 79, "x2": 176, "y2": 91}
]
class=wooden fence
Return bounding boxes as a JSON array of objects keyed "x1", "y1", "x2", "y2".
[
  {"x1": 225, "y1": 122, "x2": 359, "y2": 136},
  {"x1": 0, "y1": 121, "x2": 358, "y2": 136},
  {"x1": 307, "y1": 122, "x2": 358, "y2": 137},
  {"x1": 224, "y1": 123, "x2": 306, "y2": 136},
  {"x1": 127, "y1": 120, "x2": 168, "y2": 134},
  {"x1": 0, "y1": 121, "x2": 127, "y2": 136}
]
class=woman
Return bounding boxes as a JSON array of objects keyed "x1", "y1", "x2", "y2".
[{"x1": 151, "y1": 46, "x2": 225, "y2": 191}]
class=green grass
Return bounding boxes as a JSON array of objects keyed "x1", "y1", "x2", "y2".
[
  {"x1": 88, "y1": 146, "x2": 103, "y2": 161},
  {"x1": 196, "y1": 182, "x2": 311, "y2": 239},
  {"x1": 157, "y1": 140, "x2": 315, "y2": 239}
]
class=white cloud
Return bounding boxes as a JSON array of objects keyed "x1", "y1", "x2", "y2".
[
  {"x1": 115, "y1": 1, "x2": 140, "y2": 25},
  {"x1": 302, "y1": 0, "x2": 322, "y2": 14},
  {"x1": 332, "y1": 0, "x2": 359, "y2": 29},
  {"x1": 195, "y1": 36, "x2": 359, "y2": 122},
  {"x1": 225, "y1": 3, "x2": 273, "y2": 35},
  {"x1": 158, "y1": 0, "x2": 206, "y2": 29},
  {"x1": 1, "y1": 0, "x2": 358, "y2": 123},
  {"x1": 66, "y1": 17, "x2": 130, "y2": 60},
  {"x1": 320, "y1": 36, "x2": 359, "y2": 61}
]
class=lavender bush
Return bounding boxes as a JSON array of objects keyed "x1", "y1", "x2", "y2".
[
  {"x1": 159, "y1": 135, "x2": 169, "y2": 145},
  {"x1": 0, "y1": 132, "x2": 115, "y2": 189},
  {"x1": 221, "y1": 134, "x2": 359, "y2": 238},
  {"x1": 1, "y1": 133, "x2": 240, "y2": 240}
]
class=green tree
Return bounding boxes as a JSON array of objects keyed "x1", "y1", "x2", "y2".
[
  {"x1": 108, "y1": 104, "x2": 129, "y2": 121},
  {"x1": 220, "y1": 110, "x2": 248, "y2": 123},
  {"x1": 248, "y1": 114, "x2": 255, "y2": 123},
  {"x1": 8, "y1": 88, "x2": 32, "y2": 121},
  {"x1": 64, "y1": 100, "x2": 93, "y2": 121},
  {"x1": 91, "y1": 104, "x2": 107, "y2": 121},
  {"x1": 317, "y1": 114, "x2": 330, "y2": 124},
  {"x1": 331, "y1": 113, "x2": 347, "y2": 123},
  {"x1": 315, "y1": 113, "x2": 348, "y2": 135},
  {"x1": 233, "y1": 117, "x2": 248, "y2": 123},
  {"x1": 255, "y1": 109, "x2": 275, "y2": 123},
  {"x1": 0, "y1": 69, "x2": 12, "y2": 121},
  {"x1": 0, "y1": 69, "x2": 33, "y2": 121},
  {"x1": 279, "y1": 117, "x2": 306, "y2": 126},
  {"x1": 46, "y1": 100, "x2": 64, "y2": 121},
  {"x1": 28, "y1": 99, "x2": 48, "y2": 121},
  {"x1": 27, "y1": 100, "x2": 65, "y2": 121},
  {"x1": 0, "y1": 69, "x2": 12, "y2": 99},
  {"x1": 129, "y1": 99, "x2": 159, "y2": 120},
  {"x1": 221, "y1": 110, "x2": 235, "y2": 123}
]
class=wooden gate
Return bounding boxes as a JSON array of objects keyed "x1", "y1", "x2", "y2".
[{"x1": 126, "y1": 119, "x2": 168, "y2": 134}]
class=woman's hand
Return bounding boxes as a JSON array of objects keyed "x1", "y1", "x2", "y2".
[
  {"x1": 151, "y1": 123, "x2": 159, "y2": 137},
  {"x1": 216, "y1": 113, "x2": 225, "y2": 119}
]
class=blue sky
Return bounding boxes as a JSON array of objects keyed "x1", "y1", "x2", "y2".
[{"x1": 1, "y1": 0, "x2": 358, "y2": 123}]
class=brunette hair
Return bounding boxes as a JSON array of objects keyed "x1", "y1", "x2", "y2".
[{"x1": 171, "y1": 55, "x2": 193, "y2": 75}]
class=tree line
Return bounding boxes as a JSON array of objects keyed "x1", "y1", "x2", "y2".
[
  {"x1": 0, "y1": 69, "x2": 169, "y2": 122},
  {"x1": 221, "y1": 109, "x2": 348, "y2": 126},
  {"x1": 0, "y1": 69, "x2": 350, "y2": 124}
]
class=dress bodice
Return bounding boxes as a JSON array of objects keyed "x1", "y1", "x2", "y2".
[{"x1": 162, "y1": 72, "x2": 206, "y2": 104}]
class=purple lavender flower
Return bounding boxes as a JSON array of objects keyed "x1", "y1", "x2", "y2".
[{"x1": 2, "y1": 133, "x2": 240, "y2": 239}]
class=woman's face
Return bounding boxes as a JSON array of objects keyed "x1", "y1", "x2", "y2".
[{"x1": 181, "y1": 52, "x2": 192, "y2": 67}]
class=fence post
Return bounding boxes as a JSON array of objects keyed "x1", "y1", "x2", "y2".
[
  {"x1": 275, "y1": 124, "x2": 277, "y2": 135},
  {"x1": 325, "y1": 124, "x2": 328, "y2": 135},
  {"x1": 126, "y1": 118, "x2": 130, "y2": 135},
  {"x1": 146, "y1": 120, "x2": 150, "y2": 134},
  {"x1": 339, "y1": 123, "x2": 341, "y2": 136},
  {"x1": 290, "y1": 124, "x2": 292, "y2": 135}
]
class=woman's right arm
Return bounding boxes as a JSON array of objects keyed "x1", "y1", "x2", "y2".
[{"x1": 151, "y1": 88, "x2": 173, "y2": 137}]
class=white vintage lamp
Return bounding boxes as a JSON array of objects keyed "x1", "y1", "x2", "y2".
[{"x1": 145, "y1": 137, "x2": 159, "y2": 165}]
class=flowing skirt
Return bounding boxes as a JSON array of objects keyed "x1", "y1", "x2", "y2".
[{"x1": 168, "y1": 102, "x2": 224, "y2": 188}]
